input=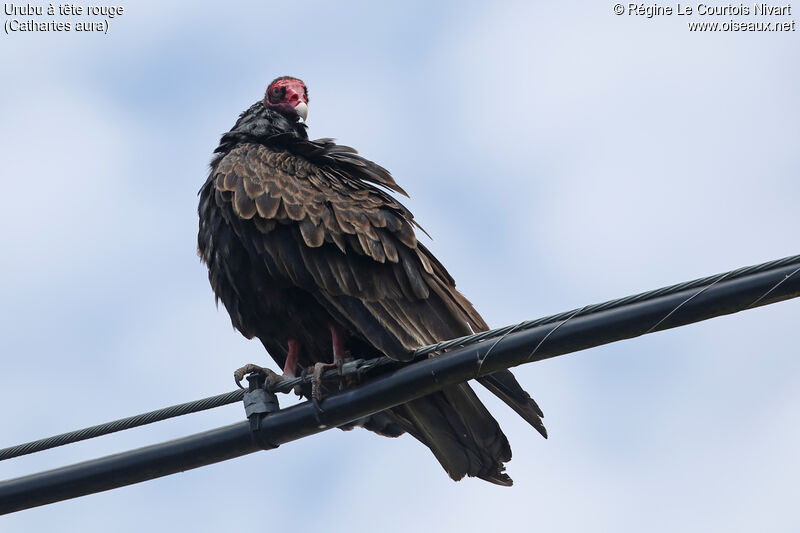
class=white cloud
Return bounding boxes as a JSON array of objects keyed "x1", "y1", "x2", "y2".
[{"x1": 1, "y1": 1, "x2": 798, "y2": 531}]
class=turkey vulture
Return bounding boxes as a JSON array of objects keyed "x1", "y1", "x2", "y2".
[{"x1": 198, "y1": 76, "x2": 546, "y2": 485}]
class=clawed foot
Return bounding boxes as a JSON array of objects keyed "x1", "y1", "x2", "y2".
[
  {"x1": 308, "y1": 358, "x2": 359, "y2": 401},
  {"x1": 234, "y1": 363, "x2": 287, "y2": 390},
  {"x1": 310, "y1": 361, "x2": 342, "y2": 402},
  {"x1": 235, "y1": 354, "x2": 356, "y2": 400}
]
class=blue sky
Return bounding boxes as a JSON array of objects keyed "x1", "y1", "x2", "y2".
[{"x1": 1, "y1": 1, "x2": 798, "y2": 531}]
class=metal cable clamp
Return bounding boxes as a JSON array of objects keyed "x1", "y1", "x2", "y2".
[{"x1": 243, "y1": 373, "x2": 280, "y2": 450}]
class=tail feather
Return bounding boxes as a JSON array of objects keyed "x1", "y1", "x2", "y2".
[
  {"x1": 387, "y1": 383, "x2": 513, "y2": 486},
  {"x1": 478, "y1": 370, "x2": 548, "y2": 439}
]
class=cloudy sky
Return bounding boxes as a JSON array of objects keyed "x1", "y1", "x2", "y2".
[{"x1": 1, "y1": 1, "x2": 798, "y2": 531}]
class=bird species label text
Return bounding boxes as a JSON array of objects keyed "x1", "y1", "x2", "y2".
[{"x1": 3, "y1": 3, "x2": 124, "y2": 34}]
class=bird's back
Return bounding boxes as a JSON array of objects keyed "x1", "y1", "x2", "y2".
[{"x1": 198, "y1": 93, "x2": 546, "y2": 484}]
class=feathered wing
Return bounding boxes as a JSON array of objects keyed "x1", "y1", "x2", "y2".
[
  {"x1": 203, "y1": 140, "x2": 545, "y2": 483},
  {"x1": 209, "y1": 142, "x2": 481, "y2": 359}
]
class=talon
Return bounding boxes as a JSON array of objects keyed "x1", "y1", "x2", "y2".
[
  {"x1": 234, "y1": 363, "x2": 269, "y2": 389},
  {"x1": 234, "y1": 364, "x2": 289, "y2": 391},
  {"x1": 294, "y1": 366, "x2": 309, "y2": 397},
  {"x1": 263, "y1": 368, "x2": 285, "y2": 389}
]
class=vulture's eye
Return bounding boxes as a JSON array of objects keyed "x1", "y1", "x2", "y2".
[{"x1": 272, "y1": 87, "x2": 281, "y2": 94}]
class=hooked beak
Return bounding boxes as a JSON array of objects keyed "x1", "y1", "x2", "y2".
[{"x1": 294, "y1": 101, "x2": 308, "y2": 122}]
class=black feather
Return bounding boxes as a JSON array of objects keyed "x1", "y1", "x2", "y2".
[{"x1": 197, "y1": 89, "x2": 547, "y2": 485}]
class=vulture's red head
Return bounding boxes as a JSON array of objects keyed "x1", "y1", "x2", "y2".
[{"x1": 264, "y1": 76, "x2": 309, "y2": 122}]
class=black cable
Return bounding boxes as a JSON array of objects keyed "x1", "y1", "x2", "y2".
[
  {"x1": 0, "y1": 253, "x2": 797, "y2": 514},
  {"x1": 1, "y1": 253, "x2": 798, "y2": 462},
  {"x1": 0, "y1": 391, "x2": 244, "y2": 462}
]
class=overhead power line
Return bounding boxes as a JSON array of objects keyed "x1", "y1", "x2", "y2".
[
  {"x1": 0, "y1": 253, "x2": 798, "y2": 515},
  {"x1": 0, "y1": 390, "x2": 246, "y2": 462},
  {"x1": 3, "y1": 254, "x2": 798, "y2": 463}
]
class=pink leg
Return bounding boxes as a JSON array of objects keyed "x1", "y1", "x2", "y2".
[
  {"x1": 309, "y1": 325, "x2": 348, "y2": 401},
  {"x1": 283, "y1": 338, "x2": 300, "y2": 377},
  {"x1": 329, "y1": 324, "x2": 345, "y2": 364},
  {"x1": 233, "y1": 338, "x2": 302, "y2": 390}
]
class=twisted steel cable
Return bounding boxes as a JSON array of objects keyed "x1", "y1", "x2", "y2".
[{"x1": 1, "y1": 253, "x2": 798, "y2": 462}]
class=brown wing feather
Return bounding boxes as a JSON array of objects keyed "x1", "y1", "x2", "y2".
[
  {"x1": 212, "y1": 143, "x2": 476, "y2": 356},
  {"x1": 209, "y1": 140, "x2": 545, "y2": 447}
]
